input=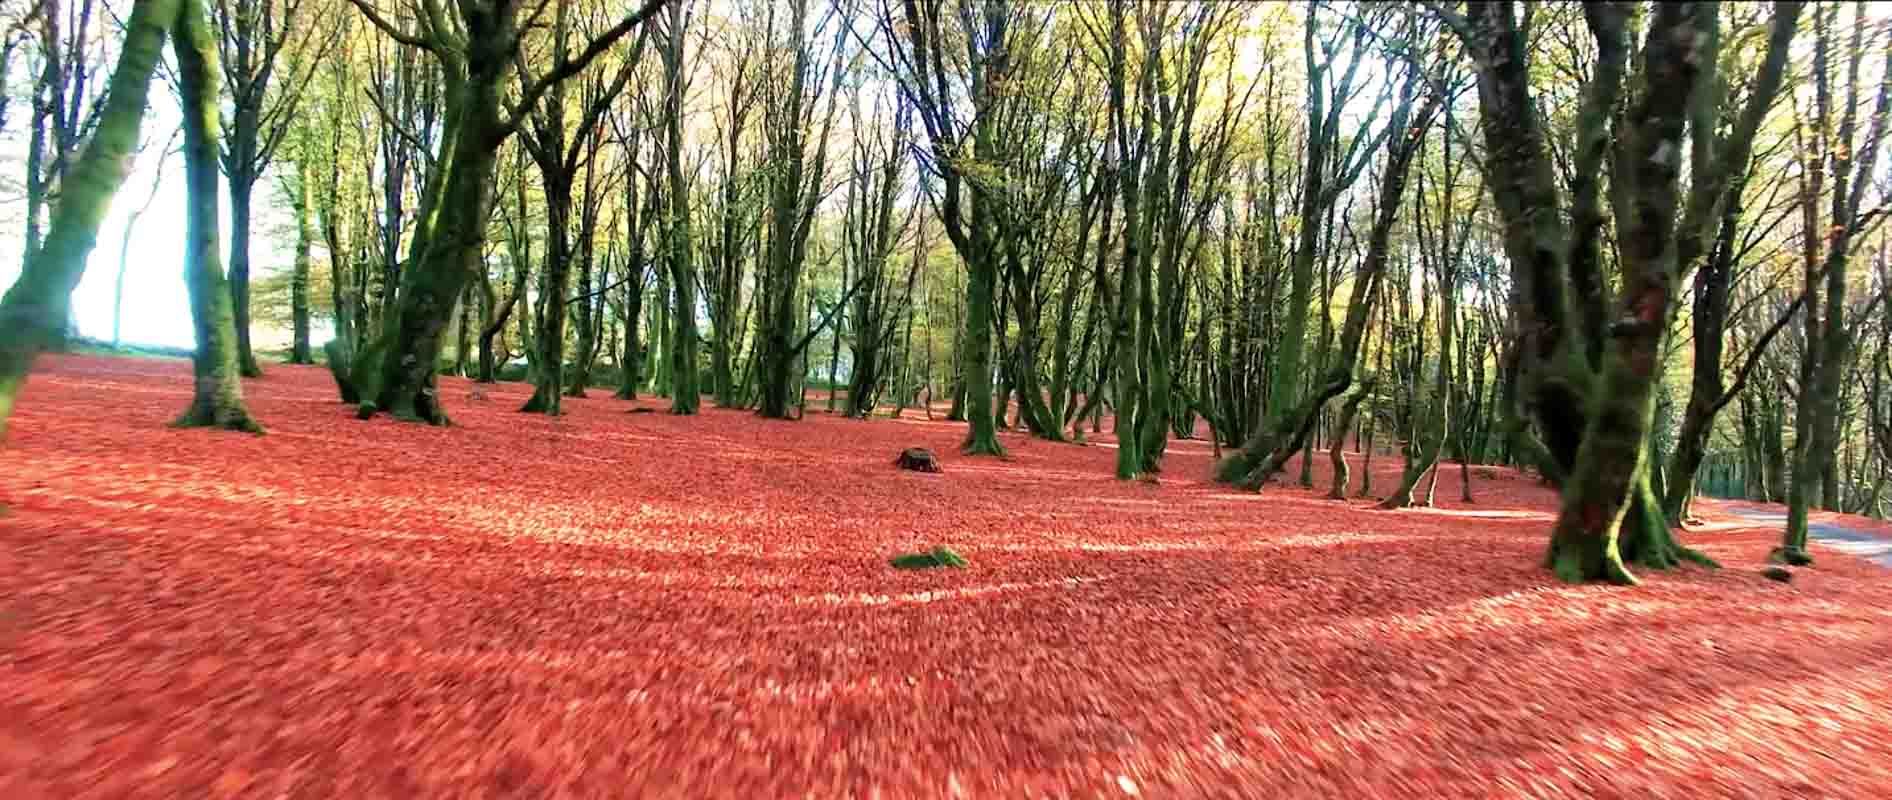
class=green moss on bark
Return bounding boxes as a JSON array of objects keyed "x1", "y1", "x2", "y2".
[
  {"x1": 171, "y1": 0, "x2": 261, "y2": 434},
  {"x1": 170, "y1": 0, "x2": 262, "y2": 432}
]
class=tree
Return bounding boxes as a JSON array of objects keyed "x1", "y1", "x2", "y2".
[
  {"x1": 0, "y1": 0, "x2": 180, "y2": 438},
  {"x1": 517, "y1": 0, "x2": 655, "y2": 415},
  {"x1": 702, "y1": 2, "x2": 761, "y2": 408},
  {"x1": 1442, "y1": 0, "x2": 1801, "y2": 583},
  {"x1": 284, "y1": 155, "x2": 316, "y2": 364},
  {"x1": 214, "y1": 0, "x2": 332, "y2": 376},
  {"x1": 842, "y1": 90, "x2": 916, "y2": 419},
  {"x1": 337, "y1": 0, "x2": 669, "y2": 424},
  {"x1": 874, "y1": 0, "x2": 1029, "y2": 455},
  {"x1": 1383, "y1": 105, "x2": 1475, "y2": 509},
  {"x1": 1217, "y1": 1, "x2": 1400, "y2": 487},
  {"x1": 1779, "y1": 0, "x2": 1892, "y2": 565},
  {"x1": 1228, "y1": 35, "x2": 1443, "y2": 491},
  {"x1": 656, "y1": 0, "x2": 699, "y2": 415},
  {"x1": 175, "y1": 0, "x2": 265, "y2": 431},
  {"x1": 20, "y1": 0, "x2": 114, "y2": 352},
  {"x1": 753, "y1": 0, "x2": 850, "y2": 419}
]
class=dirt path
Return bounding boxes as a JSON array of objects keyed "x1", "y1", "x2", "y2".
[{"x1": 1724, "y1": 505, "x2": 1892, "y2": 568}]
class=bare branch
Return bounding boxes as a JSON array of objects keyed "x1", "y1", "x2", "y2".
[{"x1": 344, "y1": 0, "x2": 435, "y2": 50}]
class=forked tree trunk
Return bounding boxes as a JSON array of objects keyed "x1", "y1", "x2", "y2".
[
  {"x1": 523, "y1": 178, "x2": 574, "y2": 416},
  {"x1": 1544, "y1": 5, "x2": 1713, "y2": 584},
  {"x1": 1327, "y1": 377, "x2": 1371, "y2": 499}
]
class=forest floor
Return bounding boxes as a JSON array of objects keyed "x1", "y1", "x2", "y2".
[{"x1": 4, "y1": 354, "x2": 1892, "y2": 798}]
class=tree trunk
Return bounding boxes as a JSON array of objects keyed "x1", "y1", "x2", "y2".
[
  {"x1": 568, "y1": 192, "x2": 596, "y2": 397},
  {"x1": 616, "y1": 272, "x2": 645, "y2": 400},
  {"x1": 455, "y1": 284, "x2": 473, "y2": 377},
  {"x1": 826, "y1": 295, "x2": 843, "y2": 412},
  {"x1": 172, "y1": 0, "x2": 261, "y2": 433},
  {"x1": 663, "y1": 1, "x2": 699, "y2": 416},
  {"x1": 227, "y1": 163, "x2": 263, "y2": 377},
  {"x1": 290, "y1": 170, "x2": 315, "y2": 364},
  {"x1": 958, "y1": 247, "x2": 1004, "y2": 454},
  {"x1": 354, "y1": 93, "x2": 496, "y2": 425},
  {"x1": 1328, "y1": 378, "x2": 1371, "y2": 499},
  {"x1": 523, "y1": 183, "x2": 574, "y2": 416}
]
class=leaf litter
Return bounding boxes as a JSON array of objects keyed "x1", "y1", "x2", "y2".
[{"x1": 2, "y1": 354, "x2": 1891, "y2": 798}]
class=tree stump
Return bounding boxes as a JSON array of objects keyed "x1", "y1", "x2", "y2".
[{"x1": 894, "y1": 447, "x2": 942, "y2": 473}]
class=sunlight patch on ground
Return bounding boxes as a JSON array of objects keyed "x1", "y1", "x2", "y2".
[
  {"x1": 885, "y1": 415, "x2": 951, "y2": 426},
  {"x1": 1067, "y1": 540, "x2": 1232, "y2": 553},
  {"x1": 993, "y1": 531, "x2": 1413, "y2": 555},
  {"x1": 1079, "y1": 496, "x2": 1172, "y2": 509},
  {"x1": 950, "y1": 463, "x2": 1108, "y2": 483},
  {"x1": 1399, "y1": 507, "x2": 1553, "y2": 522},
  {"x1": 1269, "y1": 532, "x2": 1415, "y2": 549},
  {"x1": 791, "y1": 575, "x2": 1112, "y2": 607},
  {"x1": 34, "y1": 377, "x2": 191, "y2": 398},
  {"x1": 1298, "y1": 588, "x2": 1690, "y2": 643}
]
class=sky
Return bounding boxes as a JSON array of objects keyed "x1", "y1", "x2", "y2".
[{"x1": 0, "y1": 96, "x2": 321, "y2": 351}]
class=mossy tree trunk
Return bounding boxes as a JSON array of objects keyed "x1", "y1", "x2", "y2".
[
  {"x1": 957, "y1": 241, "x2": 1004, "y2": 454},
  {"x1": 1536, "y1": 4, "x2": 1706, "y2": 584},
  {"x1": 289, "y1": 164, "x2": 315, "y2": 364},
  {"x1": 659, "y1": 0, "x2": 699, "y2": 415},
  {"x1": 174, "y1": 0, "x2": 262, "y2": 432},
  {"x1": 1100, "y1": 0, "x2": 1151, "y2": 477},
  {"x1": 522, "y1": 169, "x2": 574, "y2": 416},
  {"x1": 0, "y1": 0, "x2": 179, "y2": 438}
]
